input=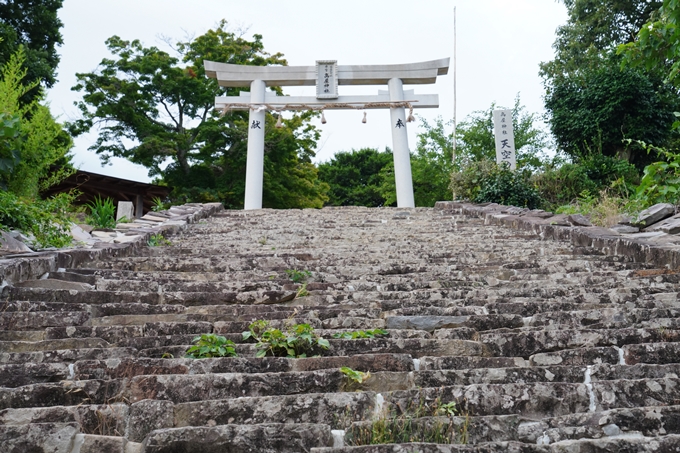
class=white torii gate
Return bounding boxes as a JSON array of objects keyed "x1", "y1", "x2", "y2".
[{"x1": 204, "y1": 58, "x2": 450, "y2": 210}]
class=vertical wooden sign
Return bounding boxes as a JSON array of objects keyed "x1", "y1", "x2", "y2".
[{"x1": 493, "y1": 109, "x2": 516, "y2": 170}]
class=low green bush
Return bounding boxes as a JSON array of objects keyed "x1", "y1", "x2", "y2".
[
  {"x1": 0, "y1": 191, "x2": 74, "y2": 248},
  {"x1": 473, "y1": 164, "x2": 542, "y2": 209}
]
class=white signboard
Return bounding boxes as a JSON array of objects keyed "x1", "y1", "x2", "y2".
[
  {"x1": 316, "y1": 60, "x2": 338, "y2": 99},
  {"x1": 493, "y1": 109, "x2": 516, "y2": 170}
]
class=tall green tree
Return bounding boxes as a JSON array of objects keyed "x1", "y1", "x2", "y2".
[
  {"x1": 69, "y1": 21, "x2": 328, "y2": 209},
  {"x1": 317, "y1": 147, "x2": 393, "y2": 207},
  {"x1": 620, "y1": 0, "x2": 680, "y2": 89},
  {"x1": 541, "y1": 0, "x2": 678, "y2": 167},
  {"x1": 0, "y1": 0, "x2": 64, "y2": 103},
  {"x1": 540, "y1": 0, "x2": 662, "y2": 80},
  {"x1": 0, "y1": 48, "x2": 72, "y2": 198},
  {"x1": 544, "y1": 55, "x2": 678, "y2": 167}
]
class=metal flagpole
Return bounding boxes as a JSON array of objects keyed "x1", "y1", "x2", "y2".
[{"x1": 453, "y1": 6, "x2": 457, "y2": 167}]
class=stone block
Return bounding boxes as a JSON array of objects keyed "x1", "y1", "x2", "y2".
[
  {"x1": 644, "y1": 213, "x2": 680, "y2": 234},
  {"x1": 633, "y1": 202, "x2": 674, "y2": 227},
  {"x1": 72, "y1": 433, "x2": 127, "y2": 453},
  {"x1": 126, "y1": 399, "x2": 174, "y2": 443},
  {"x1": 610, "y1": 224, "x2": 639, "y2": 234},
  {"x1": 0, "y1": 230, "x2": 32, "y2": 254},
  {"x1": 117, "y1": 201, "x2": 135, "y2": 222},
  {"x1": 568, "y1": 214, "x2": 592, "y2": 227}
]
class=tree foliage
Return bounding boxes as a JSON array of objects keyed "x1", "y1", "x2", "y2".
[
  {"x1": 540, "y1": 0, "x2": 662, "y2": 80},
  {"x1": 620, "y1": 0, "x2": 680, "y2": 88},
  {"x1": 317, "y1": 147, "x2": 392, "y2": 207},
  {"x1": 544, "y1": 55, "x2": 678, "y2": 167},
  {"x1": 541, "y1": 0, "x2": 678, "y2": 167},
  {"x1": 0, "y1": 0, "x2": 64, "y2": 102},
  {"x1": 0, "y1": 48, "x2": 72, "y2": 198},
  {"x1": 70, "y1": 21, "x2": 328, "y2": 209}
]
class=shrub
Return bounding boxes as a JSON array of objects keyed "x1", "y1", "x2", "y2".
[
  {"x1": 0, "y1": 191, "x2": 74, "y2": 248},
  {"x1": 449, "y1": 159, "x2": 497, "y2": 201},
  {"x1": 472, "y1": 164, "x2": 542, "y2": 209}
]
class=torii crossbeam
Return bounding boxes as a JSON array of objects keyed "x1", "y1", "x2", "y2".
[{"x1": 205, "y1": 58, "x2": 450, "y2": 209}]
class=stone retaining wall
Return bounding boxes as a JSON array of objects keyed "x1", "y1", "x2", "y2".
[{"x1": 435, "y1": 201, "x2": 680, "y2": 269}]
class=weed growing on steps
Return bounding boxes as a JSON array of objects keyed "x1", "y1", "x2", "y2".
[
  {"x1": 295, "y1": 283, "x2": 309, "y2": 298},
  {"x1": 147, "y1": 233, "x2": 171, "y2": 247},
  {"x1": 86, "y1": 195, "x2": 117, "y2": 229},
  {"x1": 184, "y1": 334, "x2": 237, "y2": 358},
  {"x1": 286, "y1": 269, "x2": 312, "y2": 283},
  {"x1": 242, "y1": 319, "x2": 329, "y2": 358},
  {"x1": 332, "y1": 329, "x2": 389, "y2": 340},
  {"x1": 340, "y1": 366, "x2": 371, "y2": 384},
  {"x1": 345, "y1": 395, "x2": 470, "y2": 446}
]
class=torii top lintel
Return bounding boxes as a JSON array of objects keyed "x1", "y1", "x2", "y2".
[{"x1": 204, "y1": 58, "x2": 450, "y2": 87}]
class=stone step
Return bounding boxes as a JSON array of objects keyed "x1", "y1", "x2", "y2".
[
  {"x1": 382, "y1": 377, "x2": 680, "y2": 419},
  {"x1": 0, "y1": 347, "x2": 138, "y2": 364},
  {"x1": 142, "y1": 423, "x2": 332, "y2": 453},
  {"x1": 311, "y1": 442, "x2": 548, "y2": 452},
  {"x1": 481, "y1": 329, "x2": 680, "y2": 358}
]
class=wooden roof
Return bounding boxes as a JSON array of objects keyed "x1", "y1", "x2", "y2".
[{"x1": 42, "y1": 170, "x2": 171, "y2": 216}]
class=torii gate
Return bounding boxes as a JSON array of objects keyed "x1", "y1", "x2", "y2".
[{"x1": 204, "y1": 58, "x2": 450, "y2": 210}]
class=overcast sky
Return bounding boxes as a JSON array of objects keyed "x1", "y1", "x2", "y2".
[{"x1": 46, "y1": 0, "x2": 568, "y2": 183}]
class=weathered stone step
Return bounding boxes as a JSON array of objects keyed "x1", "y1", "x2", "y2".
[
  {"x1": 311, "y1": 442, "x2": 548, "y2": 452},
  {"x1": 517, "y1": 405, "x2": 680, "y2": 445},
  {"x1": 0, "y1": 301, "x2": 186, "y2": 318},
  {"x1": 135, "y1": 337, "x2": 483, "y2": 360},
  {"x1": 0, "y1": 311, "x2": 90, "y2": 330},
  {"x1": 385, "y1": 315, "x2": 523, "y2": 332},
  {"x1": 0, "y1": 337, "x2": 111, "y2": 353},
  {"x1": 482, "y1": 329, "x2": 680, "y2": 358},
  {"x1": 0, "y1": 402, "x2": 128, "y2": 434},
  {"x1": 312, "y1": 435, "x2": 680, "y2": 452},
  {"x1": 0, "y1": 378, "x2": 126, "y2": 409},
  {"x1": 143, "y1": 422, "x2": 333, "y2": 453},
  {"x1": 72, "y1": 354, "x2": 413, "y2": 381},
  {"x1": 0, "y1": 347, "x2": 138, "y2": 365},
  {"x1": 0, "y1": 422, "x2": 81, "y2": 453}
]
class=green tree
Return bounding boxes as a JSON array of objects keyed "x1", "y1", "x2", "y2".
[
  {"x1": 317, "y1": 147, "x2": 393, "y2": 207},
  {"x1": 620, "y1": 0, "x2": 680, "y2": 89},
  {"x1": 0, "y1": 47, "x2": 72, "y2": 198},
  {"x1": 541, "y1": 0, "x2": 678, "y2": 167},
  {"x1": 540, "y1": 0, "x2": 662, "y2": 80},
  {"x1": 0, "y1": 0, "x2": 64, "y2": 103},
  {"x1": 70, "y1": 21, "x2": 328, "y2": 209},
  {"x1": 544, "y1": 55, "x2": 678, "y2": 168}
]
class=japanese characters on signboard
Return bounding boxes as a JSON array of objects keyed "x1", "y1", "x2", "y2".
[
  {"x1": 316, "y1": 60, "x2": 338, "y2": 99},
  {"x1": 492, "y1": 109, "x2": 516, "y2": 170}
]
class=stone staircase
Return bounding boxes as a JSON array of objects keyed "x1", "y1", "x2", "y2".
[{"x1": 2, "y1": 205, "x2": 680, "y2": 452}]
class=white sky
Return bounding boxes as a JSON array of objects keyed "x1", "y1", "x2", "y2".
[{"x1": 46, "y1": 0, "x2": 568, "y2": 183}]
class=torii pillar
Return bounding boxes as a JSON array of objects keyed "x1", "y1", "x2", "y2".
[
  {"x1": 244, "y1": 80, "x2": 266, "y2": 210},
  {"x1": 204, "y1": 58, "x2": 450, "y2": 210},
  {"x1": 388, "y1": 77, "x2": 415, "y2": 208}
]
